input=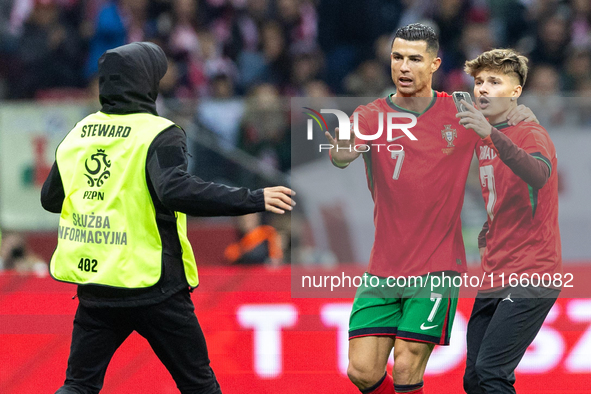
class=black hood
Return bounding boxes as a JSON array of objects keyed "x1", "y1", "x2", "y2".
[{"x1": 98, "y1": 42, "x2": 167, "y2": 116}]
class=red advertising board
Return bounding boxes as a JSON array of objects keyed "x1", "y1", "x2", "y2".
[{"x1": 1, "y1": 267, "x2": 590, "y2": 393}]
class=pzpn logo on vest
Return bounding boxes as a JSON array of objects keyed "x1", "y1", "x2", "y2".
[{"x1": 84, "y1": 149, "x2": 111, "y2": 189}]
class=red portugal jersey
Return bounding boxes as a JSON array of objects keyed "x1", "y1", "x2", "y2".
[
  {"x1": 353, "y1": 91, "x2": 480, "y2": 277},
  {"x1": 477, "y1": 122, "x2": 561, "y2": 289}
]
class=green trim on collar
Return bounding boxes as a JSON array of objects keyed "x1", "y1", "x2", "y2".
[
  {"x1": 491, "y1": 121, "x2": 511, "y2": 130},
  {"x1": 387, "y1": 90, "x2": 436, "y2": 116}
]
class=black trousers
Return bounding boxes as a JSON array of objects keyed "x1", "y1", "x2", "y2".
[
  {"x1": 55, "y1": 290, "x2": 222, "y2": 394},
  {"x1": 463, "y1": 286, "x2": 559, "y2": 394}
]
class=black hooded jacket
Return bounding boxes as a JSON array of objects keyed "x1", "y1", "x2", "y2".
[{"x1": 41, "y1": 42, "x2": 265, "y2": 307}]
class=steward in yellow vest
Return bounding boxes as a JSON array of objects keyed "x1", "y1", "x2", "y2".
[
  {"x1": 41, "y1": 42, "x2": 294, "y2": 394},
  {"x1": 51, "y1": 111, "x2": 199, "y2": 289}
]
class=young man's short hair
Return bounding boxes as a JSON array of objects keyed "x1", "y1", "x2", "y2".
[
  {"x1": 393, "y1": 23, "x2": 439, "y2": 55},
  {"x1": 464, "y1": 49, "x2": 529, "y2": 86}
]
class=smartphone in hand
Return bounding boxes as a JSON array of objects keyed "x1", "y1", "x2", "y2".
[{"x1": 452, "y1": 91, "x2": 473, "y2": 112}]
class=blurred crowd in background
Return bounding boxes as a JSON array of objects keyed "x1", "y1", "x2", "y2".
[
  {"x1": 0, "y1": 0, "x2": 590, "y2": 98},
  {"x1": 0, "y1": 0, "x2": 590, "y2": 268},
  {"x1": 0, "y1": 0, "x2": 590, "y2": 175}
]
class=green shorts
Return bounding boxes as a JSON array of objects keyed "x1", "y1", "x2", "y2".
[{"x1": 348, "y1": 271, "x2": 460, "y2": 345}]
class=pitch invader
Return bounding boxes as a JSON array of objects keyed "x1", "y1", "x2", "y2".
[{"x1": 457, "y1": 48, "x2": 561, "y2": 393}]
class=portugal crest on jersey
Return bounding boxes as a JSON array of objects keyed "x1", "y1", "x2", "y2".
[{"x1": 441, "y1": 125, "x2": 457, "y2": 155}]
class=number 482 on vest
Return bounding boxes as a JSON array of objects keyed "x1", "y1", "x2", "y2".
[{"x1": 78, "y1": 258, "x2": 98, "y2": 272}]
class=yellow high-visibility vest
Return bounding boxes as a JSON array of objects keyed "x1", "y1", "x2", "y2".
[{"x1": 49, "y1": 112, "x2": 198, "y2": 288}]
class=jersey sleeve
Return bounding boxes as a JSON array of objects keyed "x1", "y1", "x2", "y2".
[
  {"x1": 484, "y1": 126, "x2": 550, "y2": 189},
  {"x1": 478, "y1": 220, "x2": 489, "y2": 248},
  {"x1": 147, "y1": 127, "x2": 266, "y2": 216},
  {"x1": 517, "y1": 124, "x2": 553, "y2": 175}
]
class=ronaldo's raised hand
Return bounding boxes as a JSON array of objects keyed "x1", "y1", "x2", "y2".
[{"x1": 325, "y1": 127, "x2": 362, "y2": 168}]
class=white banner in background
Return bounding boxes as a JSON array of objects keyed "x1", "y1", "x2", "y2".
[{"x1": 0, "y1": 103, "x2": 90, "y2": 231}]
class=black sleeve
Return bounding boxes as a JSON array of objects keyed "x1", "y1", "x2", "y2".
[
  {"x1": 40, "y1": 162, "x2": 65, "y2": 213},
  {"x1": 478, "y1": 220, "x2": 489, "y2": 249},
  {"x1": 487, "y1": 127, "x2": 550, "y2": 190},
  {"x1": 146, "y1": 126, "x2": 266, "y2": 217}
]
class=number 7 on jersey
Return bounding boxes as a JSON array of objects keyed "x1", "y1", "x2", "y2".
[
  {"x1": 479, "y1": 165, "x2": 497, "y2": 220},
  {"x1": 391, "y1": 150, "x2": 405, "y2": 180}
]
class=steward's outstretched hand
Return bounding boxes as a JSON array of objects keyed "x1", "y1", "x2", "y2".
[{"x1": 264, "y1": 186, "x2": 296, "y2": 214}]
